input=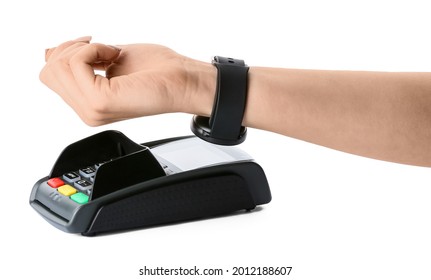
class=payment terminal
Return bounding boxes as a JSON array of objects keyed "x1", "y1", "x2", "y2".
[{"x1": 29, "y1": 130, "x2": 271, "y2": 236}]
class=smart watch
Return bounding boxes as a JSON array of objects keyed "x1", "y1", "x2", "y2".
[{"x1": 191, "y1": 56, "x2": 249, "y2": 145}]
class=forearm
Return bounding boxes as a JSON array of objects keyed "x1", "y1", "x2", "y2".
[
  {"x1": 244, "y1": 67, "x2": 431, "y2": 166},
  {"x1": 39, "y1": 38, "x2": 431, "y2": 166}
]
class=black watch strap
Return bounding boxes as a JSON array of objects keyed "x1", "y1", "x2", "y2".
[{"x1": 191, "y1": 56, "x2": 249, "y2": 145}]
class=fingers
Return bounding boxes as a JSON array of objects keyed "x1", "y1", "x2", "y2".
[
  {"x1": 41, "y1": 37, "x2": 121, "y2": 94},
  {"x1": 45, "y1": 36, "x2": 92, "y2": 62},
  {"x1": 69, "y1": 43, "x2": 122, "y2": 93},
  {"x1": 40, "y1": 49, "x2": 88, "y2": 115},
  {"x1": 40, "y1": 36, "x2": 123, "y2": 125}
]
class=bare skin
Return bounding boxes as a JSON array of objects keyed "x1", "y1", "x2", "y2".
[{"x1": 40, "y1": 36, "x2": 431, "y2": 167}]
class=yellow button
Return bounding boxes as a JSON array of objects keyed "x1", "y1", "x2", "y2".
[{"x1": 58, "y1": 185, "x2": 77, "y2": 196}]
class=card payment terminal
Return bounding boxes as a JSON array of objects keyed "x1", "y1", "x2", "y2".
[{"x1": 29, "y1": 130, "x2": 271, "y2": 236}]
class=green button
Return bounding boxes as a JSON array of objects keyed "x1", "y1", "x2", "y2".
[{"x1": 71, "y1": 192, "x2": 89, "y2": 204}]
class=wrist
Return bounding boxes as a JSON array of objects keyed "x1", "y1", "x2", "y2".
[{"x1": 181, "y1": 59, "x2": 217, "y2": 116}]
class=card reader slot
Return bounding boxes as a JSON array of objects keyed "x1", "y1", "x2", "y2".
[{"x1": 30, "y1": 200, "x2": 69, "y2": 228}]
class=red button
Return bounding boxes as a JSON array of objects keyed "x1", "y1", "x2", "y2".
[{"x1": 47, "y1": 178, "x2": 65, "y2": 188}]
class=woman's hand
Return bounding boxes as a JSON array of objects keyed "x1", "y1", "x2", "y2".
[{"x1": 40, "y1": 36, "x2": 216, "y2": 126}]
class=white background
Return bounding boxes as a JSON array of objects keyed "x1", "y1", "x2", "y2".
[{"x1": 1, "y1": 0, "x2": 431, "y2": 279}]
